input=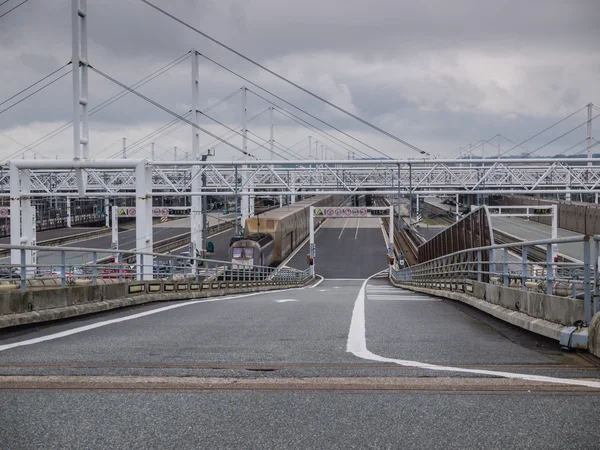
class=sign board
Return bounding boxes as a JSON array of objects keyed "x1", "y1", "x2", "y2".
[
  {"x1": 0, "y1": 207, "x2": 9, "y2": 218},
  {"x1": 314, "y1": 206, "x2": 390, "y2": 218}
]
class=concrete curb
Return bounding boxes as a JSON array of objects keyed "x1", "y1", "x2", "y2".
[
  {"x1": 390, "y1": 279, "x2": 566, "y2": 341},
  {"x1": 0, "y1": 281, "x2": 310, "y2": 329}
]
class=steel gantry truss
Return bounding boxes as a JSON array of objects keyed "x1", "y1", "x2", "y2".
[{"x1": 4, "y1": 157, "x2": 600, "y2": 198}]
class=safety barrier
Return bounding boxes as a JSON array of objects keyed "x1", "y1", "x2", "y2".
[{"x1": 0, "y1": 243, "x2": 312, "y2": 293}]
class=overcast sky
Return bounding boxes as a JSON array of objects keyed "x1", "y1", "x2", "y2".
[{"x1": 0, "y1": 0, "x2": 598, "y2": 162}]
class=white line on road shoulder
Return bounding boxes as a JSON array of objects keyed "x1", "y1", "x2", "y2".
[
  {"x1": 347, "y1": 271, "x2": 600, "y2": 389},
  {"x1": 0, "y1": 278, "x2": 324, "y2": 353},
  {"x1": 355, "y1": 218, "x2": 360, "y2": 240}
]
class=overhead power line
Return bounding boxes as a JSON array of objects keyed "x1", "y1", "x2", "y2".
[
  {"x1": 141, "y1": 1, "x2": 429, "y2": 157},
  {"x1": 0, "y1": 62, "x2": 71, "y2": 108},
  {"x1": 0, "y1": 70, "x2": 72, "y2": 117},
  {"x1": 0, "y1": 0, "x2": 29, "y2": 19}
]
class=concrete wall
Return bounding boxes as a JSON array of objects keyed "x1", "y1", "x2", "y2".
[
  {"x1": 0, "y1": 278, "x2": 309, "y2": 329},
  {"x1": 470, "y1": 281, "x2": 584, "y2": 327}
]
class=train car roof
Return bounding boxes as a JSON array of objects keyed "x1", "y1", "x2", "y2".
[{"x1": 248, "y1": 195, "x2": 334, "y2": 221}]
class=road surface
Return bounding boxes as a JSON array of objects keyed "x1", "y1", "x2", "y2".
[{"x1": 1, "y1": 216, "x2": 599, "y2": 449}]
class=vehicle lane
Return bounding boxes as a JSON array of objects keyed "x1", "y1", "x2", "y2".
[{"x1": 287, "y1": 218, "x2": 388, "y2": 279}]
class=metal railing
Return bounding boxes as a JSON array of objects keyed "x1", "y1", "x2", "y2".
[
  {"x1": 0, "y1": 243, "x2": 311, "y2": 292},
  {"x1": 391, "y1": 235, "x2": 600, "y2": 325}
]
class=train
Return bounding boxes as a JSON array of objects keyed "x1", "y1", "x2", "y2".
[{"x1": 229, "y1": 194, "x2": 344, "y2": 267}]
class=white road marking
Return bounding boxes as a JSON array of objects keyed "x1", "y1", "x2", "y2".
[
  {"x1": 355, "y1": 219, "x2": 360, "y2": 240},
  {"x1": 347, "y1": 272, "x2": 600, "y2": 389},
  {"x1": 275, "y1": 299, "x2": 298, "y2": 303},
  {"x1": 0, "y1": 278, "x2": 324, "y2": 353},
  {"x1": 338, "y1": 218, "x2": 349, "y2": 239}
]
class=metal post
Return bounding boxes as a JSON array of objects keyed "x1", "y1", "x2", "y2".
[
  {"x1": 477, "y1": 250, "x2": 482, "y2": 282},
  {"x1": 397, "y1": 164, "x2": 402, "y2": 231},
  {"x1": 66, "y1": 196, "x2": 72, "y2": 227},
  {"x1": 111, "y1": 206, "x2": 119, "y2": 258},
  {"x1": 20, "y1": 248, "x2": 26, "y2": 292},
  {"x1": 61, "y1": 250, "x2": 66, "y2": 289},
  {"x1": 388, "y1": 205, "x2": 394, "y2": 257},
  {"x1": 416, "y1": 194, "x2": 420, "y2": 223},
  {"x1": 584, "y1": 236, "x2": 592, "y2": 324},
  {"x1": 522, "y1": 246, "x2": 528, "y2": 291},
  {"x1": 408, "y1": 164, "x2": 413, "y2": 229},
  {"x1": 455, "y1": 194, "x2": 459, "y2": 222},
  {"x1": 587, "y1": 103, "x2": 593, "y2": 166},
  {"x1": 546, "y1": 243, "x2": 553, "y2": 295},
  {"x1": 9, "y1": 163, "x2": 21, "y2": 267},
  {"x1": 104, "y1": 197, "x2": 110, "y2": 227},
  {"x1": 92, "y1": 251, "x2": 97, "y2": 285},
  {"x1": 191, "y1": 49, "x2": 203, "y2": 270},
  {"x1": 594, "y1": 238, "x2": 599, "y2": 315},
  {"x1": 309, "y1": 206, "x2": 315, "y2": 278},
  {"x1": 71, "y1": 0, "x2": 81, "y2": 161},
  {"x1": 234, "y1": 166, "x2": 239, "y2": 235},
  {"x1": 135, "y1": 162, "x2": 153, "y2": 280},
  {"x1": 269, "y1": 106, "x2": 274, "y2": 160},
  {"x1": 503, "y1": 248, "x2": 509, "y2": 287},
  {"x1": 551, "y1": 205, "x2": 558, "y2": 268},
  {"x1": 241, "y1": 87, "x2": 249, "y2": 232}
]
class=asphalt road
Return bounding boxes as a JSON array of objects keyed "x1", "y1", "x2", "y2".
[
  {"x1": 1, "y1": 275, "x2": 599, "y2": 448},
  {"x1": 1, "y1": 215, "x2": 600, "y2": 448},
  {"x1": 0, "y1": 226, "x2": 104, "y2": 245},
  {"x1": 287, "y1": 217, "x2": 389, "y2": 278}
]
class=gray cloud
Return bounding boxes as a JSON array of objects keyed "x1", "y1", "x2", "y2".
[{"x1": 0, "y1": 0, "x2": 598, "y2": 161}]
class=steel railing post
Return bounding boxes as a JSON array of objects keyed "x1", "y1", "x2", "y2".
[
  {"x1": 521, "y1": 246, "x2": 528, "y2": 291},
  {"x1": 20, "y1": 248, "x2": 26, "y2": 292},
  {"x1": 503, "y1": 248, "x2": 509, "y2": 287},
  {"x1": 584, "y1": 236, "x2": 592, "y2": 324},
  {"x1": 92, "y1": 251, "x2": 97, "y2": 285},
  {"x1": 546, "y1": 243, "x2": 553, "y2": 295},
  {"x1": 61, "y1": 250, "x2": 66, "y2": 289},
  {"x1": 119, "y1": 254, "x2": 124, "y2": 282},
  {"x1": 477, "y1": 250, "x2": 482, "y2": 282}
]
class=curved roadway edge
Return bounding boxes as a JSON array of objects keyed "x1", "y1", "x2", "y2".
[
  {"x1": 389, "y1": 280, "x2": 566, "y2": 341},
  {"x1": 0, "y1": 280, "x2": 316, "y2": 330}
]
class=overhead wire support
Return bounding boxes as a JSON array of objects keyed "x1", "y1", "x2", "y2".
[
  {"x1": 195, "y1": 51, "x2": 391, "y2": 160},
  {"x1": 89, "y1": 65, "x2": 277, "y2": 158},
  {"x1": 140, "y1": 1, "x2": 429, "y2": 157},
  {"x1": 498, "y1": 105, "x2": 588, "y2": 157},
  {"x1": 0, "y1": 52, "x2": 191, "y2": 162},
  {"x1": 257, "y1": 93, "x2": 372, "y2": 159}
]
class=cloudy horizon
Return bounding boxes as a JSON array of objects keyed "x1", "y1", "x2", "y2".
[{"x1": 0, "y1": 0, "x2": 598, "y2": 162}]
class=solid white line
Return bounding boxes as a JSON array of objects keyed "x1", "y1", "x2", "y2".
[
  {"x1": 338, "y1": 218, "x2": 349, "y2": 239},
  {"x1": 355, "y1": 218, "x2": 360, "y2": 240},
  {"x1": 0, "y1": 280, "x2": 322, "y2": 353},
  {"x1": 347, "y1": 273, "x2": 600, "y2": 389},
  {"x1": 368, "y1": 297, "x2": 440, "y2": 301}
]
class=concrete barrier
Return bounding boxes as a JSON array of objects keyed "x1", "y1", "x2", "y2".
[
  {"x1": 391, "y1": 278, "x2": 583, "y2": 341},
  {"x1": 589, "y1": 312, "x2": 600, "y2": 358},
  {"x1": 0, "y1": 277, "x2": 311, "y2": 329}
]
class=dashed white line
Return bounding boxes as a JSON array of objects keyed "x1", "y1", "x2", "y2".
[{"x1": 338, "y1": 218, "x2": 349, "y2": 239}]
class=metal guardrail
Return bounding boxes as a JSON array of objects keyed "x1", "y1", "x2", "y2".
[
  {"x1": 391, "y1": 235, "x2": 600, "y2": 325},
  {"x1": 0, "y1": 243, "x2": 312, "y2": 293}
]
